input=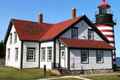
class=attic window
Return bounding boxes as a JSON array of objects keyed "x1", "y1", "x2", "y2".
[
  {"x1": 71, "y1": 27, "x2": 78, "y2": 39},
  {"x1": 15, "y1": 48, "x2": 18, "y2": 61},
  {"x1": 9, "y1": 33, "x2": 12, "y2": 44},
  {"x1": 88, "y1": 29, "x2": 94, "y2": 40},
  {"x1": 14, "y1": 32, "x2": 17, "y2": 43},
  {"x1": 8, "y1": 48, "x2": 10, "y2": 60}
]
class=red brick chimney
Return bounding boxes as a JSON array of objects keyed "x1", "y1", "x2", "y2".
[
  {"x1": 72, "y1": 8, "x2": 77, "y2": 19},
  {"x1": 38, "y1": 13, "x2": 43, "y2": 23}
]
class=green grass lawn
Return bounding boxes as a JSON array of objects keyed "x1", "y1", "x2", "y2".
[
  {"x1": 0, "y1": 67, "x2": 81, "y2": 80},
  {"x1": 1, "y1": 67, "x2": 120, "y2": 80},
  {"x1": 87, "y1": 75, "x2": 120, "y2": 80},
  {"x1": 0, "y1": 67, "x2": 59, "y2": 80}
]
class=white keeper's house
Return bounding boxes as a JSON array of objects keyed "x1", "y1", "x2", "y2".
[{"x1": 4, "y1": 0, "x2": 116, "y2": 72}]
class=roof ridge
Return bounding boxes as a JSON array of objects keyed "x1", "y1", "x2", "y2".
[
  {"x1": 11, "y1": 18, "x2": 54, "y2": 25},
  {"x1": 11, "y1": 16, "x2": 82, "y2": 26},
  {"x1": 54, "y1": 16, "x2": 81, "y2": 25}
]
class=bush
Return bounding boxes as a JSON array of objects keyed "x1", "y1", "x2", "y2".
[
  {"x1": 0, "y1": 40, "x2": 5, "y2": 58},
  {"x1": 113, "y1": 64, "x2": 117, "y2": 71}
]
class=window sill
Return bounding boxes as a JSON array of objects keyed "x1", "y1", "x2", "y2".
[
  {"x1": 26, "y1": 60, "x2": 36, "y2": 62},
  {"x1": 96, "y1": 61, "x2": 104, "y2": 64},
  {"x1": 81, "y1": 62, "x2": 89, "y2": 64}
]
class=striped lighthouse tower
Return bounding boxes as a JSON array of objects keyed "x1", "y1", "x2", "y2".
[{"x1": 95, "y1": 0, "x2": 116, "y2": 68}]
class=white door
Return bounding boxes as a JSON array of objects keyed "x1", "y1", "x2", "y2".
[{"x1": 61, "y1": 50, "x2": 66, "y2": 68}]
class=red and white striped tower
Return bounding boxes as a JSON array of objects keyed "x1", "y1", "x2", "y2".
[
  {"x1": 97, "y1": 24, "x2": 114, "y2": 46},
  {"x1": 95, "y1": 0, "x2": 116, "y2": 68}
]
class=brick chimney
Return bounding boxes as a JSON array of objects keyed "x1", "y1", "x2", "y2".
[
  {"x1": 38, "y1": 13, "x2": 43, "y2": 23},
  {"x1": 72, "y1": 8, "x2": 77, "y2": 19}
]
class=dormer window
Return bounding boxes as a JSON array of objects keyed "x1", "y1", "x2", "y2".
[
  {"x1": 14, "y1": 32, "x2": 17, "y2": 43},
  {"x1": 9, "y1": 33, "x2": 12, "y2": 44},
  {"x1": 88, "y1": 29, "x2": 94, "y2": 40},
  {"x1": 71, "y1": 27, "x2": 78, "y2": 39}
]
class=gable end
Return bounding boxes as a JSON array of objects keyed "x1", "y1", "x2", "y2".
[{"x1": 4, "y1": 19, "x2": 15, "y2": 44}]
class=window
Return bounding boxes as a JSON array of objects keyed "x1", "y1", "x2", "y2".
[
  {"x1": 26, "y1": 48, "x2": 36, "y2": 62},
  {"x1": 61, "y1": 50, "x2": 65, "y2": 58},
  {"x1": 14, "y1": 32, "x2": 17, "y2": 43},
  {"x1": 96, "y1": 50, "x2": 104, "y2": 63},
  {"x1": 60, "y1": 44, "x2": 65, "y2": 58},
  {"x1": 99, "y1": 8, "x2": 111, "y2": 14},
  {"x1": 47, "y1": 47, "x2": 52, "y2": 62},
  {"x1": 71, "y1": 27, "x2": 78, "y2": 39},
  {"x1": 8, "y1": 48, "x2": 10, "y2": 60},
  {"x1": 81, "y1": 49, "x2": 89, "y2": 64},
  {"x1": 60, "y1": 44, "x2": 65, "y2": 50},
  {"x1": 9, "y1": 33, "x2": 12, "y2": 44},
  {"x1": 41, "y1": 47, "x2": 46, "y2": 61},
  {"x1": 15, "y1": 48, "x2": 18, "y2": 61},
  {"x1": 88, "y1": 29, "x2": 94, "y2": 40}
]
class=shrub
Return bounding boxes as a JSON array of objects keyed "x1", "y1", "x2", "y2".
[{"x1": 0, "y1": 40, "x2": 5, "y2": 58}]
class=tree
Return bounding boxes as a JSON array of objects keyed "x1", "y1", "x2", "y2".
[{"x1": 0, "y1": 40, "x2": 5, "y2": 58}]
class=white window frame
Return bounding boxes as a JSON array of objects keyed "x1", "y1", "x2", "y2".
[
  {"x1": 9, "y1": 33, "x2": 12, "y2": 44},
  {"x1": 47, "y1": 47, "x2": 52, "y2": 62},
  {"x1": 88, "y1": 29, "x2": 94, "y2": 40},
  {"x1": 8, "y1": 48, "x2": 10, "y2": 60},
  {"x1": 96, "y1": 50, "x2": 104, "y2": 64},
  {"x1": 14, "y1": 32, "x2": 17, "y2": 43},
  {"x1": 15, "y1": 48, "x2": 18, "y2": 61},
  {"x1": 41, "y1": 47, "x2": 46, "y2": 62},
  {"x1": 81, "y1": 49, "x2": 89, "y2": 64},
  {"x1": 26, "y1": 47, "x2": 36, "y2": 62},
  {"x1": 60, "y1": 44, "x2": 65, "y2": 59},
  {"x1": 71, "y1": 27, "x2": 78, "y2": 39}
]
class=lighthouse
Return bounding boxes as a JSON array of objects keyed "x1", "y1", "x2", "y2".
[{"x1": 95, "y1": 0, "x2": 116, "y2": 68}]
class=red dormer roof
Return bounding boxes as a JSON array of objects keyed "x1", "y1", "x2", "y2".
[
  {"x1": 60, "y1": 38, "x2": 113, "y2": 49},
  {"x1": 40, "y1": 17, "x2": 81, "y2": 41}
]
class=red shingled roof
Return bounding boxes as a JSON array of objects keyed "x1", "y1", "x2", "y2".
[
  {"x1": 40, "y1": 17, "x2": 81, "y2": 41},
  {"x1": 5, "y1": 17, "x2": 81, "y2": 41},
  {"x1": 11, "y1": 19, "x2": 53, "y2": 41},
  {"x1": 4, "y1": 15, "x2": 110, "y2": 44},
  {"x1": 60, "y1": 38, "x2": 113, "y2": 49}
]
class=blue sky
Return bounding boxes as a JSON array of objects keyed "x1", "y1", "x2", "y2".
[{"x1": 0, "y1": 0, "x2": 119, "y2": 56}]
